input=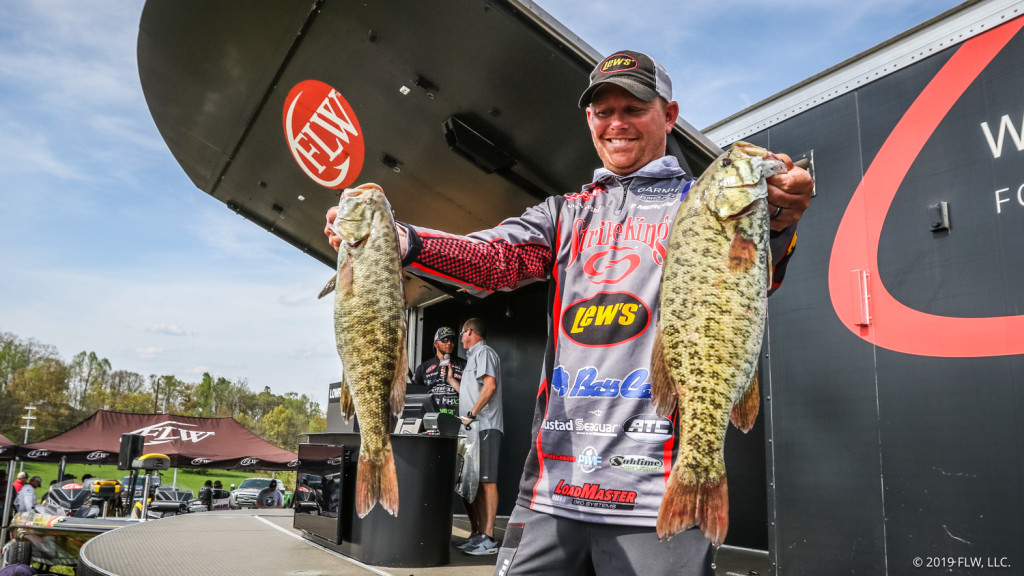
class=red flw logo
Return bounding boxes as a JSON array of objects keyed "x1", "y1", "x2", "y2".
[{"x1": 283, "y1": 80, "x2": 364, "y2": 189}]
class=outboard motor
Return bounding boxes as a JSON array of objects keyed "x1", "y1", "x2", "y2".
[{"x1": 42, "y1": 481, "x2": 91, "y2": 516}]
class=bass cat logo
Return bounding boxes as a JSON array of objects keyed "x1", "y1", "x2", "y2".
[
  {"x1": 283, "y1": 80, "x2": 365, "y2": 189},
  {"x1": 562, "y1": 292, "x2": 649, "y2": 347},
  {"x1": 130, "y1": 421, "x2": 216, "y2": 445}
]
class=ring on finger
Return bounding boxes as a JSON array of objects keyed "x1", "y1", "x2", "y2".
[{"x1": 771, "y1": 205, "x2": 784, "y2": 219}]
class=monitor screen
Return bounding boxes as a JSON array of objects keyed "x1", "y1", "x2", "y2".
[{"x1": 402, "y1": 392, "x2": 435, "y2": 419}]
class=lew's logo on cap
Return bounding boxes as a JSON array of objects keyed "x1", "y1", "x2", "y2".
[
  {"x1": 600, "y1": 55, "x2": 638, "y2": 74},
  {"x1": 283, "y1": 80, "x2": 365, "y2": 189}
]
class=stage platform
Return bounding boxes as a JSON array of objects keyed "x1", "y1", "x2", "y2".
[{"x1": 76, "y1": 509, "x2": 770, "y2": 576}]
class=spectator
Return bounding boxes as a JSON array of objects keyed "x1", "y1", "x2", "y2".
[
  {"x1": 256, "y1": 479, "x2": 283, "y2": 509},
  {"x1": 412, "y1": 326, "x2": 465, "y2": 415},
  {"x1": 454, "y1": 318, "x2": 504, "y2": 556},
  {"x1": 12, "y1": 471, "x2": 27, "y2": 493},
  {"x1": 13, "y1": 476, "x2": 42, "y2": 514}
]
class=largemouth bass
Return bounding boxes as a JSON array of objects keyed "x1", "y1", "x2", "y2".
[
  {"x1": 651, "y1": 142, "x2": 786, "y2": 546},
  {"x1": 331, "y1": 183, "x2": 407, "y2": 518}
]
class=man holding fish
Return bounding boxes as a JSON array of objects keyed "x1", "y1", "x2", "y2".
[{"x1": 325, "y1": 50, "x2": 812, "y2": 575}]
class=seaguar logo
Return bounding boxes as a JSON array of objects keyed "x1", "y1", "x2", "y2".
[
  {"x1": 130, "y1": 421, "x2": 216, "y2": 446},
  {"x1": 86, "y1": 451, "x2": 111, "y2": 461}
]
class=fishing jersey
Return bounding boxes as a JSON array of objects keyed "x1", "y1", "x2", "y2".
[
  {"x1": 401, "y1": 155, "x2": 797, "y2": 526},
  {"x1": 412, "y1": 355, "x2": 465, "y2": 414}
]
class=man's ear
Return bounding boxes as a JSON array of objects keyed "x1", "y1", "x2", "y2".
[{"x1": 664, "y1": 101, "x2": 679, "y2": 133}]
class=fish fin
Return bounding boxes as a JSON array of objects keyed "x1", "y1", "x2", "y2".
[
  {"x1": 317, "y1": 275, "x2": 336, "y2": 299},
  {"x1": 657, "y1": 475, "x2": 729, "y2": 548},
  {"x1": 335, "y1": 257, "x2": 354, "y2": 295},
  {"x1": 390, "y1": 333, "x2": 408, "y2": 416},
  {"x1": 339, "y1": 381, "x2": 355, "y2": 422},
  {"x1": 650, "y1": 328, "x2": 678, "y2": 417},
  {"x1": 355, "y1": 447, "x2": 399, "y2": 518},
  {"x1": 730, "y1": 371, "x2": 760, "y2": 433}
]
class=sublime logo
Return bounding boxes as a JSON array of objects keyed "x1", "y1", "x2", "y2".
[
  {"x1": 609, "y1": 454, "x2": 664, "y2": 473},
  {"x1": 283, "y1": 80, "x2": 365, "y2": 189},
  {"x1": 131, "y1": 421, "x2": 216, "y2": 445},
  {"x1": 562, "y1": 292, "x2": 649, "y2": 347},
  {"x1": 600, "y1": 55, "x2": 638, "y2": 73}
]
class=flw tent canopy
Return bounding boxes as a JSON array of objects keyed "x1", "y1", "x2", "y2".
[
  {"x1": 16, "y1": 410, "x2": 298, "y2": 471},
  {"x1": 0, "y1": 432, "x2": 14, "y2": 461}
]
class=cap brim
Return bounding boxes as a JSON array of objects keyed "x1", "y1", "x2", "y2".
[{"x1": 578, "y1": 78, "x2": 659, "y2": 108}]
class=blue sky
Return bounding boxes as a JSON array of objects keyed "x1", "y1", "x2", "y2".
[{"x1": 0, "y1": 0, "x2": 963, "y2": 408}]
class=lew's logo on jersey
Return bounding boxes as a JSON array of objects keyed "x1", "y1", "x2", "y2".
[
  {"x1": 552, "y1": 479, "x2": 637, "y2": 510},
  {"x1": 551, "y1": 366, "x2": 651, "y2": 399},
  {"x1": 131, "y1": 421, "x2": 216, "y2": 446},
  {"x1": 562, "y1": 292, "x2": 649, "y2": 347},
  {"x1": 609, "y1": 454, "x2": 664, "y2": 473},
  {"x1": 283, "y1": 80, "x2": 364, "y2": 189},
  {"x1": 623, "y1": 414, "x2": 674, "y2": 443}
]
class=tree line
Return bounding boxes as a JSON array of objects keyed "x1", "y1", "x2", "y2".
[{"x1": 0, "y1": 331, "x2": 325, "y2": 452}]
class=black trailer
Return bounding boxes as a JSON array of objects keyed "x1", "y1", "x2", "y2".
[{"x1": 703, "y1": 1, "x2": 1024, "y2": 573}]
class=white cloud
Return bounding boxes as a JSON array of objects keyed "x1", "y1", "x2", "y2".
[{"x1": 149, "y1": 323, "x2": 188, "y2": 336}]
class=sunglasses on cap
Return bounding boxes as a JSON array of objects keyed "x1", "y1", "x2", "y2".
[{"x1": 437, "y1": 336, "x2": 455, "y2": 344}]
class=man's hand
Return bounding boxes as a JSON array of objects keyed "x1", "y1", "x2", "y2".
[{"x1": 766, "y1": 154, "x2": 813, "y2": 232}]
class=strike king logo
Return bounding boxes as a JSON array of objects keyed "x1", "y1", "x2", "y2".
[
  {"x1": 609, "y1": 454, "x2": 664, "y2": 473},
  {"x1": 552, "y1": 479, "x2": 637, "y2": 510},
  {"x1": 600, "y1": 54, "x2": 638, "y2": 74},
  {"x1": 568, "y1": 215, "x2": 671, "y2": 285},
  {"x1": 283, "y1": 80, "x2": 365, "y2": 189},
  {"x1": 623, "y1": 414, "x2": 674, "y2": 443},
  {"x1": 562, "y1": 292, "x2": 649, "y2": 347},
  {"x1": 130, "y1": 421, "x2": 216, "y2": 445},
  {"x1": 551, "y1": 366, "x2": 652, "y2": 399},
  {"x1": 86, "y1": 451, "x2": 111, "y2": 461}
]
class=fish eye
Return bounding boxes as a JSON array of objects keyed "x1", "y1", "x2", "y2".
[{"x1": 721, "y1": 159, "x2": 732, "y2": 167}]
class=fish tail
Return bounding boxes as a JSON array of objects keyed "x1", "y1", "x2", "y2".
[
  {"x1": 730, "y1": 371, "x2": 760, "y2": 433},
  {"x1": 656, "y1": 475, "x2": 729, "y2": 548},
  {"x1": 355, "y1": 447, "x2": 400, "y2": 518},
  {"x1": 650, "y1": 328, "x2": 678, "y2": 416}
]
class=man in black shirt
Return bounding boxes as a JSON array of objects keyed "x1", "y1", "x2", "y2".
[{"x1": 412, "y1": 326, "x2": 465, "y2": 415}]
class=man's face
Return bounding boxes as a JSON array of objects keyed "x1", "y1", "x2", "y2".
[
  {"x1": 434, "y1": 336, "x2": 456, "y2": 357},
  {"x1": 586, "y1": 84, "x2": 679, "y2": 175},
  {"x1": 460, "y1": 325, "x2": 473, "y2": 349}
]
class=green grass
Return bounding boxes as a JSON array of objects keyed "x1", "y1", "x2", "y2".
[{"x1": 9, "y1": 461, "x2": 293, "y2": 496}]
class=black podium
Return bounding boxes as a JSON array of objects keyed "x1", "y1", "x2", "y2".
[{"x1": 295, "y1": 432, "x2": 458, "y2": 567}]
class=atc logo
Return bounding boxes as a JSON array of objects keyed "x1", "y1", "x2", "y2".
[
  {"x1": 622, "y1": 414, "x2": 674, "y2": 443},
  {"x1": 562, "y1": 292, "x2": 649, "y2": 347},
  {"x1": 283, "y1": 80, "x2": 365, "y2": 189}
]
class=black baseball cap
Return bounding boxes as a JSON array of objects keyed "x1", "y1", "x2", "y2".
[
  {"x1": 579, "y1": 50, "x2": 673, "y2": 108},
  {"x1": 434, "y1": 326, "x2": 456, "y2": 341}
]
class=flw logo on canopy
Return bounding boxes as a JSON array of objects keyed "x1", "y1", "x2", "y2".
[
  {"x1": 283, "y1": 79, "x2": 365, "y2": 189},
  {"x1": 131, "y1": 421, "x2": 216, "y2": 445}
]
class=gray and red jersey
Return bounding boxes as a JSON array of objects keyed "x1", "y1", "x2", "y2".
[{"x1": 401, "y1": 155, "x2": 796, "y2": 526}]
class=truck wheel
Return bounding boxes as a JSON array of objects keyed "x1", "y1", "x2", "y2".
[{"x1": 7, "y1": 539, "x2": 33, "y2": 565}]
